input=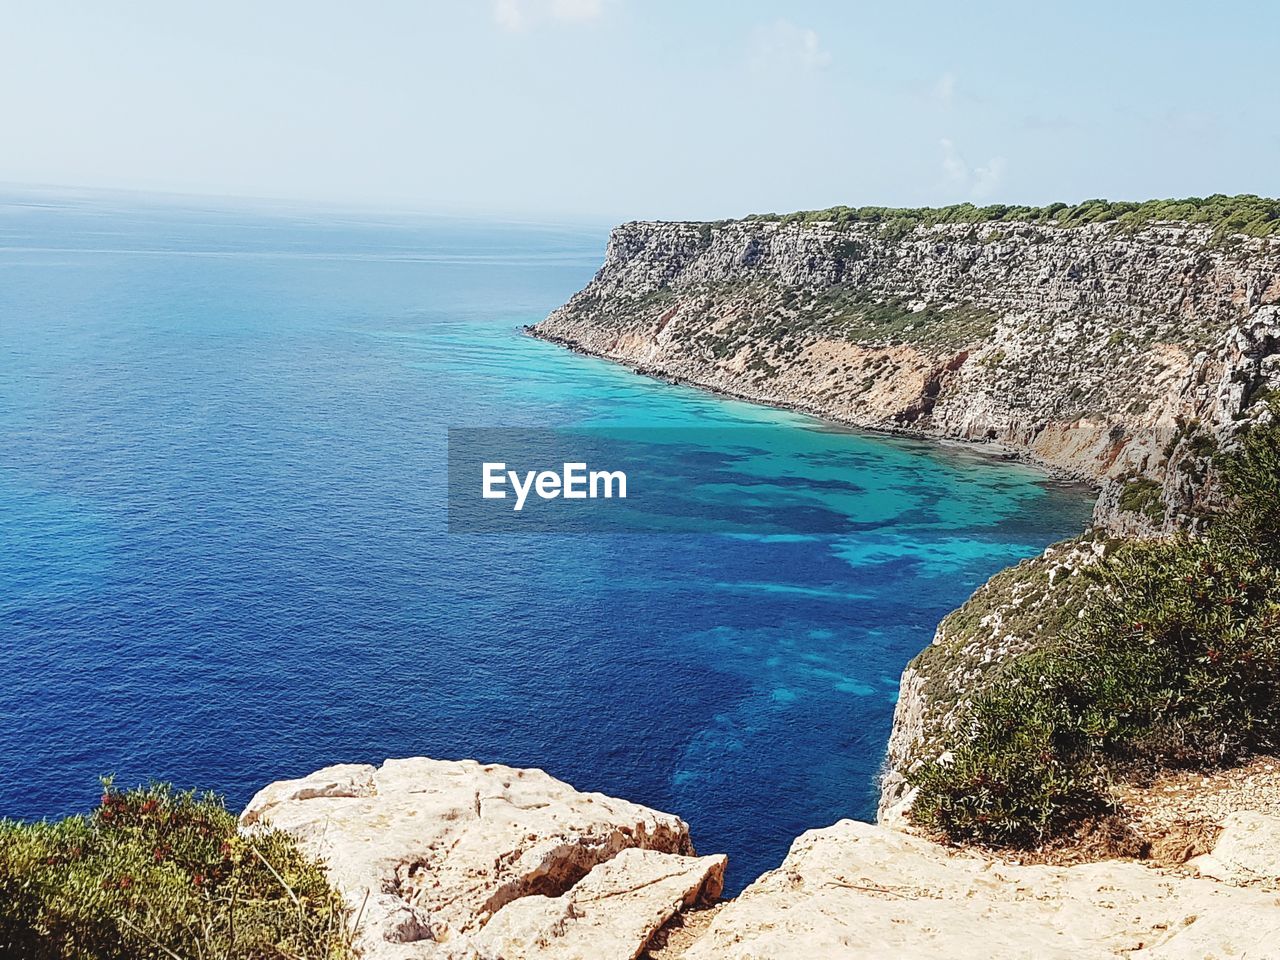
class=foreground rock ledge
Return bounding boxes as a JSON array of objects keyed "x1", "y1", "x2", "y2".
[
  {"x1": 684, "y1": 820, "x2": 1280, "y2": 960},
  {"x1": 239, "y1": 757, "x2": 711, "y2": 959},
  {"x1": 244, "y1": 759, "x2": 1280, "y2": 960}
]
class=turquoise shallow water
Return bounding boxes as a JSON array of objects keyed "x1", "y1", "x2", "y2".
[{"x1": 0, "y1": 193, "x2": 1093, "y2": 892}]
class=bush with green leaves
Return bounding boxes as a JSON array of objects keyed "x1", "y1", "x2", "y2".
[
  {"x1": 746, "y1": 194, "x2": 1280, "y2": 240},
  {"x1": 1118, "y1": 476, "x2": 1165, "y2": 523},
  {"x1": 0, "y1": 781, "x2": 351, "y2": 960},
  {"x1": 1218, "y1": 410, "x2": 1280, "y2": 563},
  {"x1": 909, "y1": 409, "x2": 1280, "y2": 845}
]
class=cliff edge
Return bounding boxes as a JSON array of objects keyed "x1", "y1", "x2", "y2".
[
  {"x1": 240, "y1": 758, "x2": 723, "y2": 960},
  {"x1": 246, "y1": 758, "x2": 1280, "y2": 959}
]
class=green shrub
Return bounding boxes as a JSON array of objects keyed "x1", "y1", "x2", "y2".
[
  {"x1": 878, "y1": 218, "x2": 917, "y2": 243},
  {"x1": 909, "y1": 414, "x2": 1280, "y2": 845},
  {"x1": 1219, "y1": 407, "x2": 1280, "y2": 563},
  {"x1": 747, "y1": 194, "x2": 1280, "y2": 239},
  {"x1": 1118, "y1": 477, "x2": 1164, "y2": 523},
  {"x1": 0, "y1": 782, "x2": 351, "y2": 960},
  {"x1": 908, "y1": 653, "x2": 1116, "y2": 844}
]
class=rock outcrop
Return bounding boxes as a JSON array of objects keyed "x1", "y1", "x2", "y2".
[
  {"x1": 472, "y1": 848, "x2": 724, "y2": 960},
  {"x1": 240, "y1": 758, "x2": 712, "y2": 959},
  {"x1": 245, "y1": 760, "x2": 1280, "y2": 959},
  {"x1": 534, "y1": 217, "x2": 1280, "y2": 533},
  {"x1": 1189, "y1": 811, "x2": 1280, "y2": 886},
  {"x1": 682, "y1": 818, "x2": 1280, "y2": 960}
]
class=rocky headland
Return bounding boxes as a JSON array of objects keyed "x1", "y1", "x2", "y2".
[
  {"x1": 532, "y1": 198, "x2": 1280, "y2": 821},
  {"x1": 533, "y1": 204, "x2": 1280, "y2": 535}
]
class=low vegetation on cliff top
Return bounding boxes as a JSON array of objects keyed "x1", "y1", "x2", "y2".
[
  {"x1": 909, "y1": 408, "x2": 1280, "y2": 846},
  {"x1": 0, "y1": 782, "x2": 351, "y2": 960},
  {"x1": 747, "y1": 194, "x2": 1280, "y2": 241}
]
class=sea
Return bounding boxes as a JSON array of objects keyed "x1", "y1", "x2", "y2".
[{"x1": 0, "y1": 191, "x2": 1093, "y2": 892}]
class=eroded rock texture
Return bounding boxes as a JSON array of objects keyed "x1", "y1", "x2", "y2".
[
  {"x1": 681, "y1": 819, "x2": 1280, "y2": 960},
  {"x1": 244, "y1": 759, "x2": 1280, "y2": 959},
  {"x1": 240, "y1": 758, "x2": 707, "y2": 959}
]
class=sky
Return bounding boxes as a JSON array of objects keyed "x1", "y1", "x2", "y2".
[{"x1": 3, "y1": 0, "x2": 1278, "y2": 221}]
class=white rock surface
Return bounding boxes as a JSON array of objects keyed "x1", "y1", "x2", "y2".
[
  {"x1": 1190, "y1": 810, "x2": 1280, "y2": 886},
  {"x1": 1130, "y1": 906, "x2": 1280, "y2": 960},
  {"x1": 240, "y1": 758, "x2": 694, "y2": 959},
  {"x1": 681, "y1": 819, "x2": 1280, "y2": 960},
  {"x1": 243, "y1": 759, "x2": 1280, "y2": 960},
  {"x1": 472, "y1": 847, "x2": 725, "y2": 960}
]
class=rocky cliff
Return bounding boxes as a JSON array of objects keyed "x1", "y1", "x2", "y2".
[
  {"x1": 534, "y1": 214, "x2": 1280, "y2": 533},
  {"x1": 877, "y1": 533, "x2": 1112, "y2": 821}
]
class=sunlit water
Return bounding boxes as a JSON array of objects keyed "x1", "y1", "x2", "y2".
[{"x1": 0, "y1": 193, "x2": 1092, "y2": 891}]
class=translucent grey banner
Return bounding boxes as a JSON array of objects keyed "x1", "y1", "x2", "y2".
[{"x1": 445, "y1": 426, "x2": 1033, "y2": 535}]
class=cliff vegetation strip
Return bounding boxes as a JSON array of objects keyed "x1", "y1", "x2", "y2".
[
  {"x1": 905, "y1": 404, "x2": 1280, "y2": 846},
  {"x1": 742, "y1": 194, "x2": 1280, "y2": 241}
]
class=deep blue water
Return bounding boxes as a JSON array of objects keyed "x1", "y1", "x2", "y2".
[{"x1": 0, "y1": 192, "x2": 1092, "y2": 892}]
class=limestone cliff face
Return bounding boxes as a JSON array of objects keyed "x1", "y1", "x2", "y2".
[{"x1": 535, "y1": 218, "x2": 1280, "y2": 532}]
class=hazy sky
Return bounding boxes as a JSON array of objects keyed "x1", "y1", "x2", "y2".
[{"x1": 4, "y1": 0, "x2": 1278, "y2": 221}]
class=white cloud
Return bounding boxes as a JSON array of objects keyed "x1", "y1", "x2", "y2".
[
  {"x1": 933, "y1": 72, "x2": 957, "y2": 106},
  {"x1": 493, "y1": 0, "x2": 605, "y2": 31},
  {"x1": 971, "y1": 157, "x2": 1007, "y2": 198},
  {"x1": 493, "y1": 0, "x2": 526, "y2": 31},
  {"x1": 750, "y1": 19, "x2": 831, "y2": 74},
  {"x1": 550, "y1": 0, "x2": 603, "y2": 21},
  {"x1": 940, "y1": 137, "x2": 966, "y2": 183},
  {"x1": 939, "y1": 138, "x2": 1006, "y2": 199}
]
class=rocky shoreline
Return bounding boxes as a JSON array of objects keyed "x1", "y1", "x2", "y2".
[{"x1": 525, "y1": 325, "x2": 1083, "y2": 482}]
